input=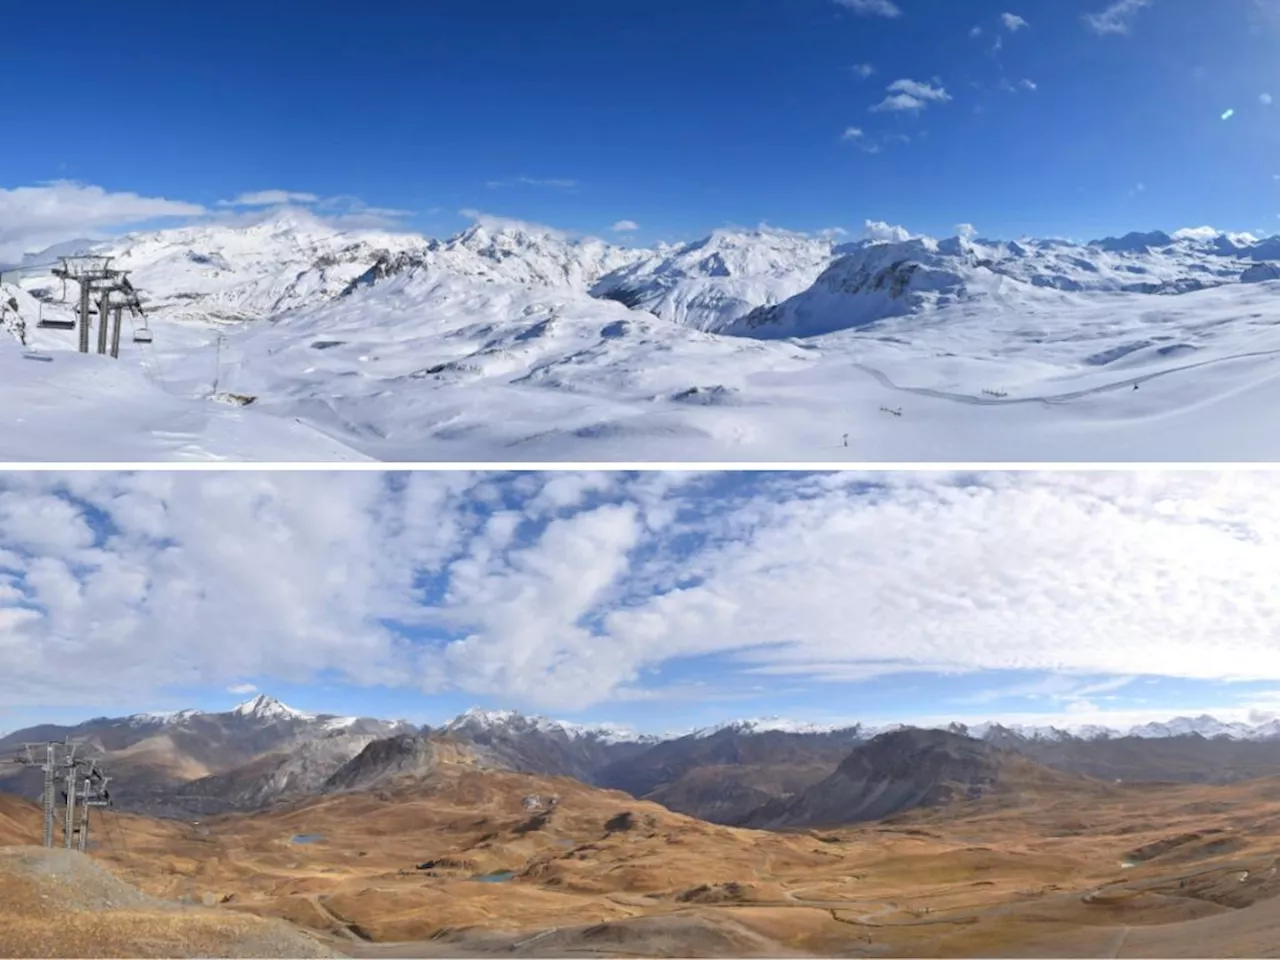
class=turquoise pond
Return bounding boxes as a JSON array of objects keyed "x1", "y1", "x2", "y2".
[{"x1": 471, "y1": 871, "x2": 515, "y2": 883}]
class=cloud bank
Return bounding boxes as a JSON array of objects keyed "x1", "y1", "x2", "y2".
[{"x1": 3, "y1": 472, "x2": 1278, "y2": 719}]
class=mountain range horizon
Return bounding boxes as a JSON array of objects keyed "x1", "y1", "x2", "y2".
[{"x1": 13, "y1": 692, "x2": 1280, "y2": 749}]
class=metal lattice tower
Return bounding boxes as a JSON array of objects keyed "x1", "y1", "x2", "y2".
[
  {"x1": 1, "y1": 740, "x2": 111, "y2": 850},
  {"x1": 48, "y1": 256, "x2": 146, "y2": 358}
]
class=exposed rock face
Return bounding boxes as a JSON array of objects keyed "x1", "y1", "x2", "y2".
[
  {"x1": 439, "y1": 710, "x2": 651, "y2": 784},
  {"x1": 595, "y1": 727, "x2": 864, "y2": 825},
  {"x1": 742, "y1": 729, "x2": 1007, "y2": 828},
  {"x1": 1241, "y1": 263, "x2": 1280, "y2": 284},
  {"x1": 0, "y1": 697, "x2": 414, "y2": 817},
  {"x1": 322, "y1": 735, "x2": 442, "y2": 793},
  {"x1": 164, "y1": 732, "x2": 385, "y2": 815}
]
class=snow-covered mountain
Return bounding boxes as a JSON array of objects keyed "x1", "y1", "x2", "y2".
[
  {"x1": 435, "y1": 707, "x2": 656, "y2": 783},
  {"x1": 730, "y1": 232, "x2": 1267, "y2": 339},
  {"x1": 17, "y1": 209, "x2": 429, "y2": 326},
  {"x1": 9, "y1": 212, "x2": 1280, "y2": 460},
  {"x1": 0, "y1": 695, "x2": 414, "y2": 759},
  {"x1": 689, "y1": 717, "x2": 863, "y2": 738},
  {"x1": 591, "y1": 227, "x2": 836, "y2": 330},
  {"x1": 440, "y1": 707, "x2": 652, "y2": 745}
]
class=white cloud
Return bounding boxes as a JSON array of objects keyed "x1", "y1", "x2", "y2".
[
  {"x1": 309, "y1": 195, "x2": 413, "y2": 230},
  {"x1": 226, "y1": 683, "x2": 257, "y2": 695},
  {"x1": 970, "y1": 25, "x2": 983, "y2": 37},
  {"x1": 486, "y1": 176, "x2": 578, "y2": 190},
  {"x1": 8, "y1": 473, "x2": 1280, "y2": 718},
  {"x1": 218, "y1": 190, "x2": 320, "y2": 208},
  {"x1": 862, "y1": 219, "x2": 914, "y2": 242},
  {"x1": 955, "y1": 223, "x2": 978, "y2": 239},
  {"x1": 609, "y1": 220, "x2": 640, "y2": 233},
  {"x1": 871, "y1": 93, "x2": 924, "y2": 113},
  {"x1": 887, "y1": 78, "x2": 951, "y2": 102},
  {"x1": 817, "y1": 227, "x2": 850, "y2": 239},
  {"x1": 1172, "y1": 225, "x2": 1221, "y2": 240},
  {"x1": 871, "y1": 79, "x2": 951, "y2": 112},
  {"x1": 842, "y1": 126, "x2": 866, "y2": 140},
  {"x1": 1263, "y1": 92, "x2": 1274, "y2": 105},
  {"x1": 1001, "y1": 12, "x2": 1029, "y2": 30},
  {"x1": 834, "y1": 0, "x2": 901, "y2": 17},
  {"x1": 1084, "y1": 0, "x2": 1155, "y2": 35},
  {"x1": 851, "y1": 63, "x2": 876, "y2": 78},
  {"x1": 0, "y1": 181, "x2": 206, "y2": 263},
  {"x1": 209, "y1": 192, "x2": 411, "y2": 231},
  {"x1": 1021, "y1": 78, "x2": 1038, "y2": 91}
]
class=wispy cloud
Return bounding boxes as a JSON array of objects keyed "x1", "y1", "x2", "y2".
[
  {"x1": 218, "y1": 190, "x2": 320, "y2": 208},
  {"x1": 871, "y1": 78, "x2": 951, "y2": 112},
  {"x1": 210, "y1": 191, "x2": 412, "y2": 230},
  {"x1": 842, "y1": 126, "x2": 866, "y2": 140},
  {"x1": 226, "y1": 683, "x2": 258, "y2": 695},
  {"x1": 609, "y1": 219, "x2": 640, "y2": 233},
  {"x1": 486, "y1": 175, "x2": 579, "y2": 190},
  {"x1": 834, "y1": 0, "x2": 901, "y2": 17},
  {"x1": 851, "y1": 62, "x2": 876, "y2": 78},
  {"x1": 1084, "y1": 0, "x2": 1154, "y2": 35},
  {"x1": 1001, "y1": 12, "x2": 1029, "y2": 30},
  {"x1": 0, "y1": 181, "x2": 206, "y2": 263},
  {"x1": 955, "y1": 222, "x2": 978, "y2": 239}
]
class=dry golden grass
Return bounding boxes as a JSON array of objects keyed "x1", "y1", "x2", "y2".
[
  {"x1": 9, "y1": 756, "x2": 1280, "y2": 956},
  {"x1": 0, "y1": 844, "x2": 340, "y2": 958}
]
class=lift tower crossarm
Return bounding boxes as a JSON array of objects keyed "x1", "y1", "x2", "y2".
[{"x1": 51, "y1": 256, "x2": 119, "y2": 354}]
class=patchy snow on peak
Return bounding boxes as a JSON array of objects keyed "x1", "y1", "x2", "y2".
[
  {"x1": 1126, "y1": 714, "x2": 1255, "y2": 740},
  {"x1": 125, "y1": 708, "x2": 205, "y2": 727},
  {"x1": 232, "y1": 694, "x2": 313, "y2": 721},
  {"x1": 321, "y1": 715, "x2": 362, "y2": 732},
  {"x1": 441, "y1": 707, "x2": 646, "y2": 743},
  {"x1": 689, "y1": 716, "x2": 860, "y2": 738}
]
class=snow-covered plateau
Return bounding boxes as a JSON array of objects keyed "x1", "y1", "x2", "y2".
[{"x1": 6, "y1": 210, "x2": 1280, "y2": 461}]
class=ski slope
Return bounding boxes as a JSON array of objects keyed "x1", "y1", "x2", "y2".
[{"x1": 5, "y1": 212, "x2": 1280, "y2": 462}]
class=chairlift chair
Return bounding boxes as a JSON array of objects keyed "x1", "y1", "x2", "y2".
[
  {"x1": 36, "y1": 303, "x2": 76, "y2": 331},
  {"x1": 130, "y1": 291, "x2": 153, "y2": 344}
]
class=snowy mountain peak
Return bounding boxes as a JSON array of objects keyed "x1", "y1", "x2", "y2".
[
  {"x1": 1126, "y1": 714, "x2": 1255, "y2": 740},
  {"x1": 688, "y1": 716, "x2": 861, "y2": 738},
  {"x1": 232, "y1": 694, "x2": 313, "y2": 721},
  {"x1": 125, "y1": 708, "x2": 205, "y2": 727},
  {"x1": 440, "y1": 707, "x2": 646, "y2": 744}
]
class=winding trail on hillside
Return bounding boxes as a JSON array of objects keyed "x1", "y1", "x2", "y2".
[
  {"x1": 1105, "y1": 925, "x2": 1132, "y2": 959},
  {"x1": 851, "y1": 347, "x2": 1280, "y2": 408}
]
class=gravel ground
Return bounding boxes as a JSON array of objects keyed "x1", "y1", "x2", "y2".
[{"x1": 0, "y1": 846, "x2": 345, "y2": 958}]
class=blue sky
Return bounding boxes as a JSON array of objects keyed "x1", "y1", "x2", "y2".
[
  {"x1": 3, "y1": 470, "x2": 1280, "y2": 736},
  {"x1": 3, "y1": 0, "x2": 1280, "y2": 248}
]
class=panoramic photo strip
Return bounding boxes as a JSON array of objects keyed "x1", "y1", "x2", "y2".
[
  {"x1": 3, "y1": 0, "x2": 1280, "y2": 461},
  {"x1": 3, "y1": 470, "x2": 1280, "y2": 957}
]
